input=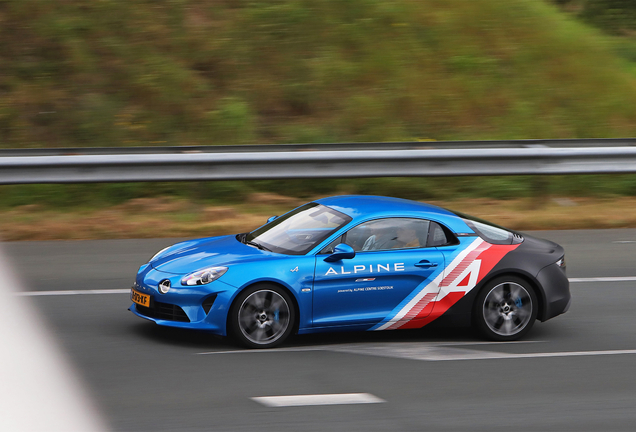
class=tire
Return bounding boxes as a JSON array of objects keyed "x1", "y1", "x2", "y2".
[
  {"x1": 474, "y1": 276, "x2": 538, "y2": 341},
  {"x1": 229, "y1": 284, "x2": 296, "y2": 349}
]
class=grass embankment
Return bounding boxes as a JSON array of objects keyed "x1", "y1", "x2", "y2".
[
  {"x1": 3, "y1": 0, "x2": 636, "y2": 238},
  {"x1": 3, "y1": 194, "x2": 636, "y2": 241},
  {"x1": 3, "y1": 0, "x2": 636, "y2": 147}
]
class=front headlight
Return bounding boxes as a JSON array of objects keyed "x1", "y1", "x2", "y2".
[
  {"x1": 556, "y1": 256, "x2": 566, "y2": 268},
  {"x1": 181, "y1": 266, "x2": 228, "y2": 286}
]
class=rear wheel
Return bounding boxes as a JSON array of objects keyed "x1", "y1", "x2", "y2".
[
  {"x1": 229, "y1": 284, "x2": 295, "y2": 348},
  {"x1": 474, "y1": 276, "x2": 538, "y2": 341}
]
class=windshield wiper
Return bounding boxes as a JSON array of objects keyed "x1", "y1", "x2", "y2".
[
  {"x1": 244, "y1": 240, "x2": 272, "y2": 252},
  {"x1": 237, "y1": 232, "x2": 271, "y2": 252}
]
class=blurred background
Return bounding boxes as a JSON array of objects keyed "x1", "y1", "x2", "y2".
[
  {"x1": 1, "y1": 0, "x2": 636, "y2": 236},
  {"x1": 4, "y1": 2, "x2": 636, "y2": 431}
]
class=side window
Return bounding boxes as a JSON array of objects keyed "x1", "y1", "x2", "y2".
[
  {"x1": 320, "y1": 235, "x2": 343, "y2": 254},
  {"x1": 344, "y1": 218, "x2": 430, "y2": 252},
  {"x1": 427, "y1": 221, "x2": 458, "y2": 247}
]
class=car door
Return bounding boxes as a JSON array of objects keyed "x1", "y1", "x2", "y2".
[{"x1": 312, "y1": 218, "x2": 445, "y2": 329}]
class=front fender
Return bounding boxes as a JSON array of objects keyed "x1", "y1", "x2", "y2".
[{"x1": 219, "y1": 256, "x2": 315, "y2": 332}]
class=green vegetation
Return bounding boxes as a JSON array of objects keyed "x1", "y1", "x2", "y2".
[
  {"x1": 553, "y1": 1, "x2": 636, "y2": 77},
  {"x1": 3, "y1": 0, "x2": 636, "y2": 211},
  {"x1": 553, "y1": 0, "x2": 636, "y2": 34},
  {"x1": 4, "y1": 174, "x2": 636, "y2": 211},
  {"x1": 4, "y1": 0, "x2": 636, "y2": 148}
]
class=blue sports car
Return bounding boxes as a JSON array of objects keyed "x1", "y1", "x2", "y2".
[{"x1": 130, "y1": 195, "x2": 570, "y2": 348}]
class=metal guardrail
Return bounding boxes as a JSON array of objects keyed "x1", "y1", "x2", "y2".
[
  {"x1": 3, "y1": 138, "x2": 636, "y2": 157},
  {"x1": 1, "y1": 143, "x2": 636, "y2": 184}
]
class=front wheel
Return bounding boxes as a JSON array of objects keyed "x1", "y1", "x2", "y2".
[
  {"x1": 474, "y1": 276, "x2": 538, "y2": 341},
  {"x1": 229, "y1": 284, "x2": 296, "y2": 348}
]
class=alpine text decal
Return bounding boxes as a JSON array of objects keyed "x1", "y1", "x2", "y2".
[
  {"x1": 337, "y1": 286, "x2": 394, "y2": 294},
  {"x1": 325, "y1": 263, "x2": 405, "y2": 276}
]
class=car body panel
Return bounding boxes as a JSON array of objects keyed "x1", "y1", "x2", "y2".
[
  {"x1": 313, "y1": 247, "x2": 445, "y2": 328},
  {"x1": 151, "y1": 235, "x2": 266, "y2": 274},
  {"x1": 369, "y1": 236, "x2": 521, "y2": 331},
  {"x1": 129, "y1": 195, "x2": 570, "y2": 340}
]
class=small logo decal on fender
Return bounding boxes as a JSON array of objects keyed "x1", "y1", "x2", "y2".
[{"x1": 290, "y1": 266, "x2": 299, "y2": 272}]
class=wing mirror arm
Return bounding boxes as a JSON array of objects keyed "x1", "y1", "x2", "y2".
[{"x1": 324, "y1": 243, "x2": 355, "y2": 262}]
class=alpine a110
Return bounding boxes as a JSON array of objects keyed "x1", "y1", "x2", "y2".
[{"x1": 130, "y1": 195, "x2": 570, "y2": 348}]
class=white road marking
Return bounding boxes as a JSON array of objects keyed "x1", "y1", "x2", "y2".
[
  {"x1": 612, "y1": 240, "x2": 636, "y2": 244},
  {"x1": 195, "y1": 340, "x2": 543, "y2": 356},
  {"x1": 200, "y1": 342, "x2": 636, "y2": 363},
  {"x1": 424, "y1": 348, "x2": 636, "y2": 361},
  {"x1": 10, "y1": 276, "x2": 636, "y2": 297},
  {"x1": 15, "y1": 289, "x2": 130, "y2": 296},
  {"x1": 324, "y1": 344, "x2": 636, "y2": 362},
  {"x1": 569, "y1": 277, "x2": 636, "y2": 283},
  {"x1": 251, "y1": 393, "x2": 385, "y2": 407},
  {"x1": 197, "y1": 347, "x2": 325, "y2": 355}
]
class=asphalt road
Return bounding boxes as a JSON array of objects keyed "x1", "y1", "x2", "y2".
[{"x1": 5, "y1": 229, "x2": 636, "y2": 431}]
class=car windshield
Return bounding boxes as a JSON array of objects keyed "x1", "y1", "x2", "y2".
[{"x1": 244, "y1": 203, "x2": 352, "y2": 255}]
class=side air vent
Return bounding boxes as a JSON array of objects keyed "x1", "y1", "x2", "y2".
[
  {"x1": 202, "y1": 294, "x2": 218, "y2": 315},
  {"x1": 512, "y1": 233, "x2": 524, "y2": 244}
]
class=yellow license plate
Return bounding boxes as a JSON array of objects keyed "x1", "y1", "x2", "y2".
[{"x1": 131, "y1": 288, "x2": 150, "y2": 308}]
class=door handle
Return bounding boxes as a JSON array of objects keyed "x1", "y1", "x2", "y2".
[{"x1": 415, "y1": 260, "x2": 438, "y2": 269}]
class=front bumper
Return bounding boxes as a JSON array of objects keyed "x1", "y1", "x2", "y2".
[
  {"x1": 129, "y1": 267, "x2": 237, "y2": 336},
  {"x1": 129, "y1": 304, "x2": 227, "y2": 334}
]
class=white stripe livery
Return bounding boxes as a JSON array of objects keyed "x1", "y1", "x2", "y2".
[{"x1": 374, "y1": 238, "x2": 487, "y2": 331}]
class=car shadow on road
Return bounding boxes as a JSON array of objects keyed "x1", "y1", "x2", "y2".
[
  {"x1": 289, "y1": 324, "x2": 480, "y2": 348},
  {"x1": 129, "y1": 319, "x2": 482, "y2": 351}
]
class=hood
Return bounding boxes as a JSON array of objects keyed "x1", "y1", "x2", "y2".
[{"x1": 150, "y1": 235, "x2": 271, "y2": 274}]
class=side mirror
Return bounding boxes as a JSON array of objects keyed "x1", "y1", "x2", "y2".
[
  {"x1": 267, "y1": 216, "x2": 278, "y2": 223},
  {"x1": 324, "y1": 243, "x2": 355, "y2": 262}
]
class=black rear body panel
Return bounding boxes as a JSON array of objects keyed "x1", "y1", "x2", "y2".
[{"x1": 437, "y1": 232, "x2": 570, "y2": 327}]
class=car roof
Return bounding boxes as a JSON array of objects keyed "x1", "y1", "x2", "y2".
[
  {"x1": 314, "y1": 195, "x2": 457, "y2": 220},
  {"x1": 313, "y1": 195, "x2": 473, "y2": 235}
]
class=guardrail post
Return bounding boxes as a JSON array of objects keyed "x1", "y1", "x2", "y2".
[{"x1": 531, "y1": 176, "x2": 550, "y2": 209}]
